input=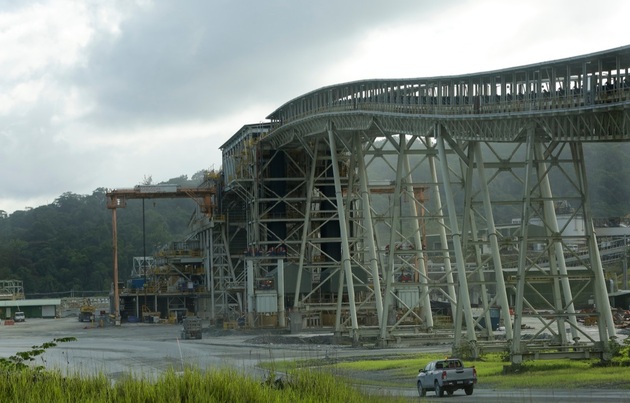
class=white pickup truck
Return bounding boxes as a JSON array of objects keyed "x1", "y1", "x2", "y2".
[
  {"x1": 14, "y1": 311, "x2": 25, "y2": 322},
  {"x1": 417, "y1": 358, "x2": 477, "y2": 397}
]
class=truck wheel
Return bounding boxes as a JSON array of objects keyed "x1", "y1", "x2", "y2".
[
  {"x1": 434, "y1": 381, "x2": 444, "y2": 397},
  {"x1": 447, "y1": 389, "x2": 454, "y2": 396},
  {"x1": 417, "y1": 381, "x2": 426, "y2": 397},
  {"x1": 465, "y1": 385, "x2": 474, "y2": 395}
]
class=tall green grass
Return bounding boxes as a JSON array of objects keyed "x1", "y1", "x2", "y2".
[
  {"x1": 0, "y1": 367, "x2": 405, "y2": 402},
  {"x1": 0, "y1": 337, "x2": 406, "y2": 402}
]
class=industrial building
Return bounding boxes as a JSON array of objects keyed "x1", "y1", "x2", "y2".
[
  {"x1": 0, "y1": 280, "x2": 60, "y2": 319},
  {"x1": 0, "y1": 299, "x2": 60, "y2": 320},
  {"x1": 107, "y1": 45, "x2": 630, "y2": 363}
]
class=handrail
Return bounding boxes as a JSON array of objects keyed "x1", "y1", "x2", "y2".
[
  {"x1": 265, "y1": 45, "x2": 630, "y2": 132},
  {"x1": 276, "y1": 88, "x2": 630, "y2": 126}
]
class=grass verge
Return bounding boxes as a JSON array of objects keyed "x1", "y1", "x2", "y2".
[{"x1": 267, "y1": 352, "x2": 630, "y2": 390}]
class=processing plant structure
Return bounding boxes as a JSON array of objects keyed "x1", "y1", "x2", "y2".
[{"x1": 107, "y1": 45, "x2": 630, "y2": 363}]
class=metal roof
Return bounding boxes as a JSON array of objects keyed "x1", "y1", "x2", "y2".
[{"x1": 0, "y1": 299, "x2": 61, "y2": 307}]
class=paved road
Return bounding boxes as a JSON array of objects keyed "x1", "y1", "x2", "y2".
[
  {"x1": 1, "y1": 318, "x2": 629, "y2": 402},
  {"x1": 378, "y1": 386, "x2": 630, "y2": 402}
]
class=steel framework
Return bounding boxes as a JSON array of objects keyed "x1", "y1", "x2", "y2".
[{"x1": 121, "y1": 45, "x2": 630, "y2": 362}]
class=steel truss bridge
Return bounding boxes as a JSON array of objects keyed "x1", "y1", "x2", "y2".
[{"x1": 193, "y1": 46, "x2": 630, "y2": 363}]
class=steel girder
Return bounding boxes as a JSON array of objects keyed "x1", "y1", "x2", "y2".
[
  {"x1": 468, "y1": 131, "x2": 614, "y2": 363},
  {"x1": 434, "y1": 129, "x2": 615, "y2": 362},
  {"x1": 269, "y1": 127, "x2": 468, "y2": 343},
  {"x1": 207, "y1": 222, "x2": 243, "y2": 322},
  {"x1": 267, "y1": 103, "x2": 630, "y2": 146},
  {"x1": 258, "y1": 110, "x2": 618, "y2": 360},
  {"x1": 216, "y1": 46, "x2": 630, "y2": 354}
]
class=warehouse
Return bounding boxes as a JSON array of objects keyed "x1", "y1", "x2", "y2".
[{"x1": 0, "y1": 299, "x2": 61, "y2": 320}]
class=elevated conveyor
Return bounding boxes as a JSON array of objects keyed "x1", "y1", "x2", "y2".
[{"x1": 177, "y1": 46, "x2": 630, "y2": 363}]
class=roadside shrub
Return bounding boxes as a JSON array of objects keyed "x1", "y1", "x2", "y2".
[
  {"x1": 610, "y1": 337, "x2": 630, "y2": 366},
  {"x1": 452, "y1": 339, "x2": 484, "y2": 360},
  {"x1": 0, "y1": 337, "x2": 76, "y2": 372}
]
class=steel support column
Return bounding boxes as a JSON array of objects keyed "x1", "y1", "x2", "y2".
[
  {"x1": 277, "y1": 258, "x2": 285, "y2": 327},
  {"x1": 327, "y1": 128, "x2": 360, "y2": 341},
  {"x1": 429, "y1": 143, "x2": 457, "y2": 312},
  {"x1": 356, "y1": 138, "x2": 384, "y2": 327},
  {"x1": 534, "y1": 142, "x2": 578, "y2": 344},
  {"x1": 205, "y1": 228, "x2": 214, "y2": 322},
  {"x1": 436, "y1": 125, "x2": 477, "y2": 353},
  {"x1": 247, "y1": 259, "x2": 255, "y2": 327},
  {"x1": 461, "y1": 149, "x2": 494, "y2": 339},
  {"x1": 380, "y1": 133, "x2": 406, "y2": 343},
  {"x1": 512, "y1": 125, "x2": 536, "y2": 363},
  {"x1": 403, "y1": 143, "x2": 433, "y2": 330},
  {"x1": 474, "y1": 143, "x2": 514, "y2": 341},
  {"x1": 112, "y1": 208, "x2": 121, "y2": 326},
  {"x1": 573, "y1": 143, "x2": 616, "y2": 346},
  {"x1": 294, "y1": 140, "x2": 318, "y2": 308}
]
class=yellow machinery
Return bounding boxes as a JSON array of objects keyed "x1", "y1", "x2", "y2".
[
  {"x1": 79, "y1": 299, "x2": 96, "y2": 322},
  {"x1": 141, "y1": 305, "x2": 161, "y2": 323}
]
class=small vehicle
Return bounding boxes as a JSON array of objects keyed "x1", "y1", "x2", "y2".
[
  {"x1": 78, "y1": 299, "x2": 96, "y2": 322},
  {"x1": 417, "y1": 358, "x2": 477, "y2": 397},
  {"x1": 14, "y1": 311, "x2": 25, "y2": 322}
]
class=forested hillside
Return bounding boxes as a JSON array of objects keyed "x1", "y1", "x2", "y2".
[
  {"x1": 1, "y1": 142, "x2": 629, "y2": 296},
  {"x1": 0, "y1": 175, "x2": 203, "y2": 295}
]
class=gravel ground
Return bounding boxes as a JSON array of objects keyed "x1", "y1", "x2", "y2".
[{"x1": 1, "y1": 312, "x2": 626, "y2": 400}]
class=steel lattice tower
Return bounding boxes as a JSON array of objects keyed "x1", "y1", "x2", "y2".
[{"x1": 207, "y1": 45, "x2": 630, "y2": 362}]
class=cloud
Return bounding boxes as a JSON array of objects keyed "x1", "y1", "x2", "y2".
[
  {"x1": 74, "y1": 1, "x2": 452, "y2": 128},
  {"x1": 1, "y1": 0, "x2": 629, "y2": 214}
]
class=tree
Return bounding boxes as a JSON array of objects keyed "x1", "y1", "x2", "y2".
[{"x1": 0, "y1": 180, "x2": 195, "y2": 293}]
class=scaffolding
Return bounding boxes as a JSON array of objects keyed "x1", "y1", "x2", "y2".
[{"x1": 0, "y1": 280, "x2": 25, "y2": 300}]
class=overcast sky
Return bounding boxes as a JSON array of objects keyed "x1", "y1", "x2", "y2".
[{"x1": 1, "y1": 0, "x2": 629, "y2": 214}]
